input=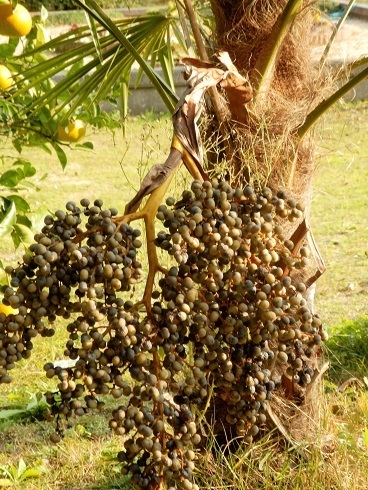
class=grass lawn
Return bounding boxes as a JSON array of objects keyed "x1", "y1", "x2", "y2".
[
  {"x1": 0, "y1": 102, "x2": 367, "y2": 489},
  {"x1": 312, "y1": 101, "x2": 368, "y2": 327}
]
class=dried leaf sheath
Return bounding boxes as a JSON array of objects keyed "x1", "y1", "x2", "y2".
[{"x1": 125, "y1": 53, "x2": 253, "y2": 213}]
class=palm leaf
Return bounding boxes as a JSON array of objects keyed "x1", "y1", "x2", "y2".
[
  {"x1": 320, "y1": 0, "x2": 357, "y2": 66},
  {"x1": 252, "y1": 0, "x2": 303, "y2": 103},
  {"x1": 133, "y1": 37, "x2": 159, "y2": 90},
  {"x1": 298, "y1": 65, "x2": 368, "y2": 139},
  {"x1": 83, "y1": 7, "x2": 104, "y2": 63},
  {"x1": 73, "y1": 0, "x2": 179, "y2": 112},
  {"x1": 120, "y1": 69, "x2": 131, "y2": 136},
  {"x1": 335, "y1": 55, "x2": 368, "y2": 80},
  {"x1": 12, "y1": 6, "x2": 180, "y2": 122}
]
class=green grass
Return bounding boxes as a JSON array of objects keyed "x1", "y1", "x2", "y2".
[
  {"x1": 0, "y1": 103, "x2": 368, "y2": 489},
  {"x1": 326, "y1": 317, "x2": 368, "y2": 383},
  {"x1": 312, "y1": 101, "x2": 368, "y2": 327},
  {"x1": 44, "y1": 2, "x2": 168, "y2": 26}
]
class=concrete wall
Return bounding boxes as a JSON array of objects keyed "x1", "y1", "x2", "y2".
[
  {"x1": 337, "y1": 1, "x2": 368, "y2": 19},
  {"x1": 124, "y1": 64, "x2": 368, "y2": 115},
  {"x1": 56, "y1": 61, "x2": 368, "y2": 116},
  {"x1": 127, "y1": 67, "x2": 187, "y2": 115}
]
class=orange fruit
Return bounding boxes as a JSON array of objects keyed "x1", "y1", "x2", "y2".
[
  {"x1": 0, "y1": 2, "x2": 32, "y2": 38},
  {"x1": 0, "y1": 64, "x2": 12, "y2": 91},
  {"x1": 57, "y1": 119, "x2": 86, "y2": 143},
  {"x1": 57, "y1": 125, "x2": 71, "y2": 142},
  {"x1": 67, "y1": 119, "x2": 86, "y2": 142}
]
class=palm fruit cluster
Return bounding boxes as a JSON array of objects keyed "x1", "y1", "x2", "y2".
[
  {"x1": 154, "y1": 179, "x2": 327, "y2": 442},
  {"x1": 0, "y1": 180, "x2": 327, "y2": 490},
  {"x1": 0, "y1": 198, "x2": 143, "y2": 384}
]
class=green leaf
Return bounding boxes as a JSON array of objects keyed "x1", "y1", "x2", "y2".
[
  {"x1": 0, "y1": 170, "x2": 20, "y2": 188},
  {"x1": 39, "y1": 144, "x2": 52, "y2": 156},
  {"x1": 36, "y1": 24, "x2": 47, "y2": 46},
  {"x1": 336, "y1": 56, "x2": 368, "y2": 80},
  {"x1": 11, "y1": 138, "x2": 22, "y2": 154},
  {"x1": 75, "y1": 141, "x2": 94, "y2": 149},
  {"x1": 51, "y1": 142, "x2": 68, "y2": 169},
  {"x1": 6, "y1": 195, "x2": 31, "y2": 214},
  {"x1": 19, "y1": 467, "x2": 45, "y2": 480},
  {"x1": 298, "y1": 65, "x2": 368, "y2": 139},
  {"x1": 17, "y1": 459, "x2": 27, "y2": 479},
  {"x1": 0, "y1": 479, "x2": 14, "y2": 487},
  {"x1": 83, "y1": 6, "x2": 104, "y2": 64},
  {"x1": 12, "y1": 224, "x2": 34, "y2": 246},
  {"x1": 75, "y1": 0, "x2": 178, "y2": 111},
  {"x1": 40, "y1": 5, "x2": 48, "y2": 22},
  {"x1": 8, "y1": 464, "x2": 18, "y2": 480},
  {"x1": 0, "y1": 201, "x2": 16, "y2": 237},
  {"x1": 0, "y1": 408, "x2": 27, "y2": 419},
  {"x1": 120, "y1": 70, "x2": 131, "y2": 136},
  {"x1": 16, "y1": 213, "x2": 33, "y2": 228},
  {"x1": 16, "y1": 214, "x2": 32, "y2": 228},
  {"x1": 13, "y1": 160, "x2": 37, "y2": 178},
  {"x1": 252, "y1": 0, "x2": 303, "y2": 103},
  {"x1": 0, "y1": 41, "x2": 18, "y2": 58},
  {"x1": 11, "y1": 229, "x2": 21, "y2": 249},
  {"x1": 14, "y1": 4, "x2": 180, "y2": 119}
]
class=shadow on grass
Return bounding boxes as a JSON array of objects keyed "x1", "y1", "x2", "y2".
[{"x1": 326, "y1": 316, "x2": 368, "y2": 383}]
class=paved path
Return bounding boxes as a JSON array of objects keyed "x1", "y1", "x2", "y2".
[{"x1": 313, "y1": 17, "x2": 368, "y2": 61}]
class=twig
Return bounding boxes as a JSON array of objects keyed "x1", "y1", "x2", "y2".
[{"x1": 338, "y1": 377, "x2": 364, "y2": 392}]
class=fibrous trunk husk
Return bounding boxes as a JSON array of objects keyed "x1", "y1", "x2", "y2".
[{"x1": 204, "y1": 0, "x2": 332, "y2": 445}]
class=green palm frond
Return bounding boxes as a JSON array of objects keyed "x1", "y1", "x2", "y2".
[
  {"x1": 12, "y1": 4, "x2": 181, "y2": 123},
  {"x1": 320, "y1": 0, "x2": 357, "y2": 66},
  {"x1": 252, "y1": 0, "x2": 303, "y2": 103},
  {"x1": 298, "y1": 65, "x2": 368, "y2": 139}
]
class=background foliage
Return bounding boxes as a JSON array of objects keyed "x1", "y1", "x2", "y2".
[{"x1": 22, "y1": 0, "x2": 164, "y2": 11}]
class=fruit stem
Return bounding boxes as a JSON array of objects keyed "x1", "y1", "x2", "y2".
[
  {"x1": 121, "y1": 168, "x2": 178, "y2": 313},
  {"x1": 118, "y1": 135, "x2": 205, "y2": 313}
]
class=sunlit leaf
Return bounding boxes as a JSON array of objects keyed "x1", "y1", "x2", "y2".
[
  {"x1": 298, "y1": 65, "x2": 368, "y2": 139},
  {"x1": 12, "y1": 3, "x2": 180, "y2": 120},
  {"x1": 40, "y1": 5, "x2": 48, "y2": 22},
  {"x1": 10, "y1": 138, "x2": 21, "y2": 155},
  {"x1": 39, "y1": 143, "x2": 52, "y2": 156},
  {"x1": 0, "y1": 408, "x2": 26, "y2": 419},
  {"x1": 17, "y1": 459, "x2": 27, "y2": 479},
  {"x1": 0, "y1": 479, "x2": 13, "y2": 487},
  {"x1": 0, "y1": 41, "x2": 18, "y2": 58},
  {"x1": 10, "y1": 229, "x2": 21, "y2": 249},
  {"x1": 12, "y1": 224, "x2": 34, "y2": 246},
  {"x1": 16, "y1": 215, "x2": 33, "y2": 228},
  {"x1": 252, "y1": 0, "x2": 303, "y2": 102},
  {"x1": 83, "y1": 6, "x2": 103, "y2": 63},
  {"x1": 0, "y1": 200, "x2": 16, "y2": 237},
  {"x1": 51, "y1": 142, "x2": 68, "y2": 169},
  {"x1": 320, "y1": 0, "x2": 357, "y2": 66},
  {"x1": 75, "y1": 141, "x2": 94, "y2": 149},
  {"x1": 0, "y1": 170, "x2": 20, "y2": 188},
  {"x1": 13, "y1": 160, "x2": 37, "y2": 178},
  {"x1": 6, "y1": 195, "x2": 31, "y2": 214}
]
